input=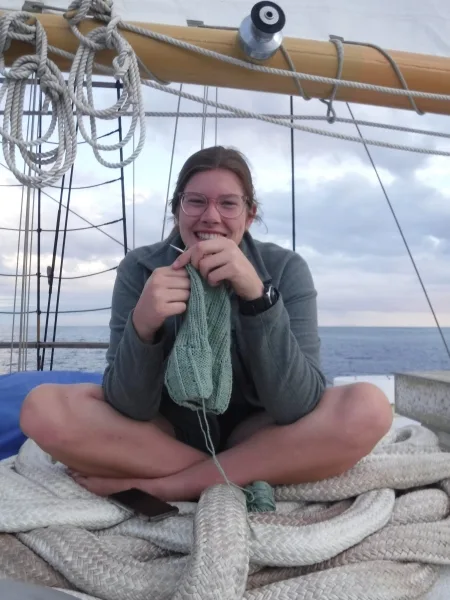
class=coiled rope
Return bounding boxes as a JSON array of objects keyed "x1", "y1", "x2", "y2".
[{"x1": 1, "y1": 425, "x2": 450, "y2": 599}]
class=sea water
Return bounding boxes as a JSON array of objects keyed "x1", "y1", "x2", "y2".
[{"x1": 1, "y1": 325, "x2": 449, "y2": 381}]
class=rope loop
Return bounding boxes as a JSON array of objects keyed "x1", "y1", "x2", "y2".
[
  {"x1": 0, "y1": 12, "x2": 77, "y2": 187},
  {"x1": 65, "y1": 1, "x2": 146, "y2": 169}
]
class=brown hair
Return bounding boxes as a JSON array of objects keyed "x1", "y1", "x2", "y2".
[{"x1": 170, "y1": 146, "x2": 261, "y2": 221}]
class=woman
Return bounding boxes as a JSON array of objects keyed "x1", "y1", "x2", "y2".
[{"x1": 20, "y1": 146, "x2": 393, "y2": 501}]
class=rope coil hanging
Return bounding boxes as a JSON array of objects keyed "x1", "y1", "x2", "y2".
[
  {"x1": 64, "y1": 0, "x2": 146, "y2": 169},
  {"x1": 0, "y1": 12, "x2": 76, "y2": 187}
]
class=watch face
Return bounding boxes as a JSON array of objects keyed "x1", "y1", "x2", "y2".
[{"x1": 239, "y1": 283, "x2": 278, "y2": 315}]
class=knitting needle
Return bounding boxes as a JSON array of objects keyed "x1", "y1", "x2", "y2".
[{"x1": 170, "y1": 244, "x2": 185, "y2": 254}]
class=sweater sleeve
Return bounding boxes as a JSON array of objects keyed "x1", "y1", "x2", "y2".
[
  {"x1": 235, "y1": 252, "x2": 326, "y2": 425},
  {"x1": 102, "y1": 253, "x2": 165, "y2": 421}
]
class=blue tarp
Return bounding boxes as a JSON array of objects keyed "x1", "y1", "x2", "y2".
[{"x1": 0, "y1": 370, "x2": 103, "y2": 460}]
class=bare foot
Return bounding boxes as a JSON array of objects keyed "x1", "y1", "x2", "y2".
[{"x1": 71, "y1": 473, "x2": 139, "y2": 496}]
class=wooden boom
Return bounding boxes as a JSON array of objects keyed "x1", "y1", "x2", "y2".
[{"x1": 3, "y1": 13, "x2": 450, "y2": 115}]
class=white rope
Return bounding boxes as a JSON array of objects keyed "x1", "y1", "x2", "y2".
[
  {"x1": 99, "y1": 16, "x2": 450, "y2": 105},
  {"x1": 1, "y1": 426, "x2": 450, "y2": 599},
  {"x1": 0, "y1": 13, "x2": 77, "y2": 187},
  {"x1": 46, "y1": 21, "x2": 450, "y2": 157},
  {"x1": 64, "y1": 0, "x2": 146, "y2": 169},
  {"x1": 101, "y1": 110, "x2": 450, "y2": 141},
  {"x1": 142, "y1": 80, "x2": 450, "y2": 158}
]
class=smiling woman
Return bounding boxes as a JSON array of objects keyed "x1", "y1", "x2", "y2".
[{"x1": 19, "y1": 145, "x2": 393, "y2": 501}]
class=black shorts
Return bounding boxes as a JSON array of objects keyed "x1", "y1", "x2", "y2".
[{"x1": 159, "y1": 398, "x2": 258, "y2": 454}]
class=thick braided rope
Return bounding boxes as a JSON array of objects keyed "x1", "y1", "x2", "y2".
[{"x1": 1, "y1": 425, "x2": 450, "y2": 600}]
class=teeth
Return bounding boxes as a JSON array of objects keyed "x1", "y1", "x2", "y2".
[{"x1": 196, "y1": 233, "x2": 224, "y2": 240}]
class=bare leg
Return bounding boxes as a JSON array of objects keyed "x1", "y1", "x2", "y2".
[
  {"x1": 147, "y1": 382, "x2": 393, "y2": 501},
  {"x1": 74, "y1": 382, "x2": 393, "y2": 499},
  {"x1": 20, "y1": 383, "x2": 208, "y2": 479}
]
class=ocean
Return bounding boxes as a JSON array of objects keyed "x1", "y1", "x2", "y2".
[{"x1": 1, "y1": 325, "x2": 449, "y2": 381}]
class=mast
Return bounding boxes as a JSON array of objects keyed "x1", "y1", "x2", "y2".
[{"x1": 3, "y1": 12, "x2": 450, "y2": 115}]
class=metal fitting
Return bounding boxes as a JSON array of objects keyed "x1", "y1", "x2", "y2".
[{"x1": 238, "y1": 1, "x2": 286, "y2": 61}]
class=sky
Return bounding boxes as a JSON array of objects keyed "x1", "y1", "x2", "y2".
[
  {"x1": 1, "y1": 81, "x2": 450, "y2": 331},
  {"x1": 1, "y1": 0, "x2": 450, "y2": 331}
]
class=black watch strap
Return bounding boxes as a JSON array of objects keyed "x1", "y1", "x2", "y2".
[{"x1": 238, "y1": 280, "x2": 279, "y2": 316}]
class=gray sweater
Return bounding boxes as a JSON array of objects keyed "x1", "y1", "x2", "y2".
[{"x1": 102, "y1": 228, "x2": 326, "y2": 428}]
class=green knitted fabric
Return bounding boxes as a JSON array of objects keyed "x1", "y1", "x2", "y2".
[{"x1": 164, "y1": 264, "x2": 233, "y2": 414}]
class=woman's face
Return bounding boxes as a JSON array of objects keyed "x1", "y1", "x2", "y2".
[{"x1": 176, "y1": 168, "x2": 255, "y2": 249}]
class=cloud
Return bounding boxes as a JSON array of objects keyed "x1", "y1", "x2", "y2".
[{"x1": 1, "y1": 83, "x2": 450, "y2": 329}]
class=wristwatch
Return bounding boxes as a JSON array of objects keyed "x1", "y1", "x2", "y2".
[{"x1": 238, "y1": 280, "x2": 279, "y2": 316}]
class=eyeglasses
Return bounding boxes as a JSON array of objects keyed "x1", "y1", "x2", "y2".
[{"x1": 179, "y1": 192, "x2": 247, "y2": 219}]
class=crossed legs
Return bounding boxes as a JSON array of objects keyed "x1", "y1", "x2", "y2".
[{"x1": 20, "y1": 381, "x2": 393, "y2": 501}]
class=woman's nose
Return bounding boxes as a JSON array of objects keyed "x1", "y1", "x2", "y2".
[{"x1": 201, "y1": 200, "x2": 221, "y2": 221}]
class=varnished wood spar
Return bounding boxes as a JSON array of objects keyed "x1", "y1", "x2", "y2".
[{"x1": 3, "y1": 13, "x2": 450, "y2": 115}]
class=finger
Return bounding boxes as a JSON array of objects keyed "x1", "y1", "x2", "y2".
[
  {"x1": 206, "y1": 264, "x2": 231, "y2": 287},
  {"x1": 165, "y1": 289, "x2": 190, "y2": 303},
  {"x1": 163, "y1": 266, "x2": 190, "y2": 278},
  {"x1": 172, "y1": 248, "x2": 193, "y2": 269},
  {"x1": 197, "y1": 238, "x2": 228, "y2": 253},
  {"x1": 166, "y1": 302, "x2": 188, "y2": 315},
  {"x1": 173, "y1": 239, "x2": 225, "y2": 270},
  {"x1": 163, "y1": 275, "x2": 191, "y2": 290},
  {"x1": 198, "y1": 252, "x2": 228, "y2": 280},
  {"x1": 190, "y1": 241, "x2": 221, "y2": 270}
]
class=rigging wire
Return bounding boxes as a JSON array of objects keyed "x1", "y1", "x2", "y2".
[
  {"x1": 49, "y1": 148, "x2": 77, "y2": 370},
  {"x1": 346, "y1": 103, "x2": 450, "y2": 362},
  {"x1": 0, "y1": 178, "x2": 121, "y2": 189},
  {"x1": 0, "y1": 157, "x2": 127, "y2": 248},
  {"x1": 0, "y1": 266, "x2": 118, "y2": 279},
  {"x1": 132, "y1": 131, "x2": 136, "y2": 249},
  {"x1": 24, "y1": 176, "x2": 37, "y2": 371},
  {"x1": 201, "y1": 87, "x2": 208, "y2": 149},
  {"x1": 289, "y1": 95, "x2": 296, "y2": 252},
  {"x1": 36, "y1": 92, "x2": 43, "y2": 370},
  {"x1": 21, "y1": 82, "x2": 40, "y2": 370},
  {"x1": 40, "y1": 167, "x2": 67, "y2": 370},
  {"x1": 39, "y1": 188, "x2": 125, "y2": 248},
  {"x1": 116, "y1": 81, "x2": 128, "y2": 257},
  {"x1": 161, "y1": 84, "x2": 183, "y2": 241},
  {"x1": 214, "y1": 88, "x2": 219, "y2": 145},
  {"x1": 9, "y1": 79, "x2": 38, "y2": 372},
  {"x1": 8, "y1": 105, "x2": 450, "y2": 143},
  {"x1": 0, "y1": 219, "x2": 123, "y2": 233},
  {"x1": 0, "y1": 307, "x2": 111, "y2": 315}
]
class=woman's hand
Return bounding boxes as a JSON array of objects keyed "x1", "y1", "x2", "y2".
[
  {"x1": 172, "y1": 238, "x2": 263, "y2": 301},
  {"x1": 132, "y1": 265, "x2": 191, "y2": 342}
]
